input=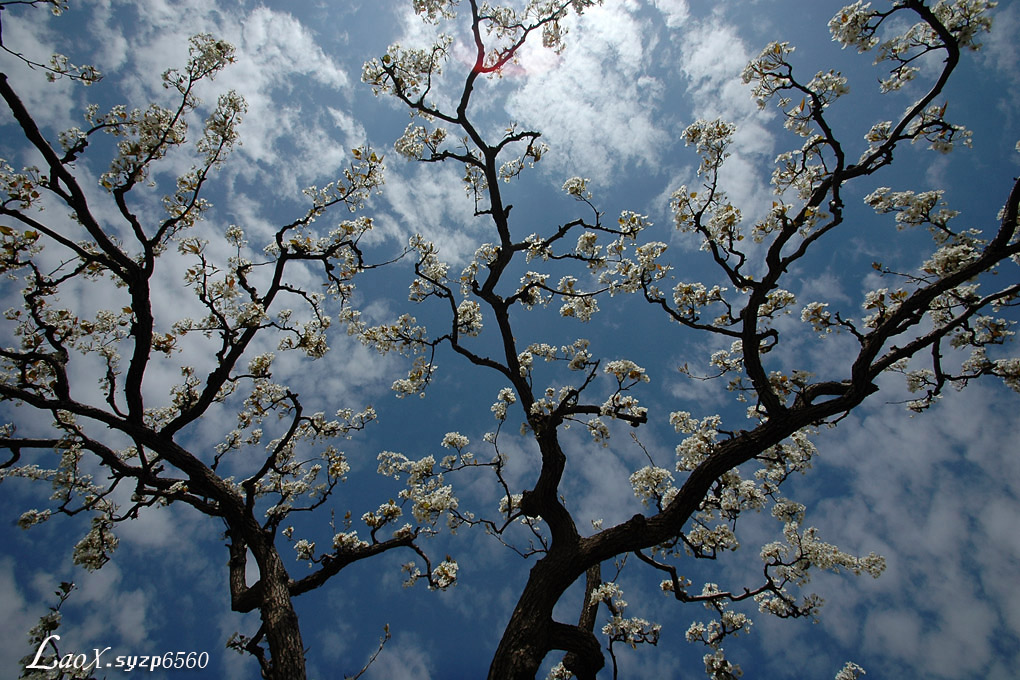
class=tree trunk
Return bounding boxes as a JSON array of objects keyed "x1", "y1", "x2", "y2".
[
  {"x1": 488, "y1": 551, "x2": 603, "y2": 680},
  {"x1": 251, "y1": 539, "x2": 307, "y2": 680}
]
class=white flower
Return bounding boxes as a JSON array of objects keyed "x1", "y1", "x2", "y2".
[
  {"x1": 455, "y1": 299, "x2": 483, "y2": 336},
  {"x1": 401, "y1": 561, "x2": 422, "y2": 588},
  {"x1": 575, "y1": 231, "x2": 600, "y2": 257},
  {"x1": 491, "y1": 387, "x2": 517, "y2": 420},
  {"x1": 17, "y1": 508, "x2": 51, "y2": 529},
  {"x1": 835, "y1": 662, "x2": 866, "y2": 680},
  {"x1": 431, "y1": 559, "x2": 458, "y2": 589},
  {"x1": 294, "y1": 539, "x2": 316, "y2": 561},
  {"x1": 589, "y1": 581, "x2": 626, "y2": 607},
  {"x1": 563, "y1": 176, "x2": 591, "y2": 198},
  {"x1": 72, "y1": 517, "x2": 118, "y2": 571},
  {"x1": 546, "y1": 662, "x2": 574, "y2": 680},
  {"x1": 829, "y1": 2, "x2": 879, "y2": 52},
  {"x1": 630, "y1": 466, "x2": 677, "y2": 507},
  {"x1": 586, "y1": 417, "x2": 610, "y2": 444},
  {"x1": 247, "y1": 352, "x2": 275, "y2": 377},
  {"x1": 441, "y1": 432, "x2": 469, "y2": 449},
  {"x1": 362, "y1": 501, "x2": 402, "y2": 529},
  {"x1": 604, "y1": 359, "x2": 649, "y2": 383},
  {"x1": 922, "y1": 244, "x2": 978, "y2": 276},
  {"x1": 333, "y1": 531, "x2": 369, "y2": 551},
  {"x1": 225, "y1": 224, "x2": 246, "y2": 246},
  {"x1": 406, "y1": 480, "x2": 458, "y2": 524},
  {"x1": 801, "y1": 302, "x2": 832, "y2": 334},
  {"x1": 499, "y1": 493, "x2": 523, "y2": 515}
]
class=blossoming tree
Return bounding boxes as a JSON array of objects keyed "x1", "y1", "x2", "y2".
[
  {"x1": 0, "y1": 3, "x2": 457, "y2": 679},
  {"x1": 2, "y1": 0, "x2": 1018, "y2": 679},
  {"x1": 360, "y1": 0, "x2": 1018, "y2": 678}
]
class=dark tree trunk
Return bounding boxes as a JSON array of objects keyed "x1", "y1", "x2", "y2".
[
  {"x1": 254, "y1": 544, "x2": 306, "y2": 680},
  {"x1": 487, "y1": 539, "x2": 603, "y2": 679},
  {"x1": 488, "y1": 562, "x2": 568, "y2": 679},
  {"x1": 260, "y1": 576, "x2": 306, "y2": 680}
]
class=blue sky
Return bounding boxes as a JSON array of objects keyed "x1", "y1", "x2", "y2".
[{"x1": 1, "y1": 1, "x2": 1019, "y2": 678}]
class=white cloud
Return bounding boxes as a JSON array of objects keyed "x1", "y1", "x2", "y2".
[
  {"x1": 679, "y1": 21, "x2": 750, "y2": 95},
  {"x1": 75, "y1": 563, "x2": 151, "y2": 646},
  {"x1": 329, "y1": 106, "x2": 369, "y2": 149},
  {"x1": 114, "y1": 504, "x2": 189, "y2": 550},
  {"x1": 217, "y1": 609, "x2": 261, "y2": 680},
  {"x1": 77, "y1": 2, "x2": 356, "y2": 195},
  {"x1": 505, "y1": 3, "x2": 670, "y2": 183},
  {"x1": 0, "y1": 10, "x2": 85, "y2": 133},
  {"x1": 379, "y1": 162, "x2": 480, "y2": 263},
  {"x1": 982, "y1": 1, "x2": 1020, "y2": 112},
  {"x1": 363, "y1": 633, "x2": 434, "y2": 680},
  {"x1": 0, "y1": 559, "x2": 40, "y2": 669},
  {"x1": 563, "y1": 430, "x2": 644, "y2": 529},
  {"x1": 239, "y1": 8, "x2": 348, "y2": 90},
  {"x1": 798, "y1": 383, "x2": 1020, "y2": 679},
  {"x1": 674, "y1": 17, "x2": 776, "y2": 226},
  {"x1": 651, "y1": 0, "x2": 690, "y2": 28}
]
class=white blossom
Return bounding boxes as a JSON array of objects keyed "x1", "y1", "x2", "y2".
[
  {"x1": 491, "y1": 387, "x2": 517, "y2": 420},
  {"x1": 430, "y1": 559, "x2": 458, "y2": 589},
  {"x1": 456, "y1": 299, "x2": 484, "y2": 336},
  {"x1": 72, "y1": 517, "x2": 118, "y2": 571},
  {"x1": 835, "y1": 662, "x2": 867, "y2": 680},
  {"x1": 17, "y1": 508, "x2": 51, "y2": 529},
  {"x1": 294, "y1": 539, "x2": 316, "y2": 561},
  {"x1": 630, "y1": 466, "x2": 677, "y2": 507},
  {"x1": 801, "y1": 302, "x2": 833, "y2": 334},
  {"x1": 441, "y1": 432, "x2": 469, "y2": 449},
  {"x1": 333, "y1": 531, "x2": 369, "y2": 551},
  {"x1": 829, "y1": 2, "x2": 879, "y2": 52}
]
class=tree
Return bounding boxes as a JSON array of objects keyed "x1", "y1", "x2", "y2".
[
  {"x1": 360, "y1": 1, "x2": 1017, "y2": 678},
  {"x1": 1, "y1": 1, "x2": 1017, "y2": 679},
  {"x1": 0, "y1": 4, "x2": 457, "y2": 679}
]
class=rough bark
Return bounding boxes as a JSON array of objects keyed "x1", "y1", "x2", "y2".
[{"x1": 248, "y1": 533, "x2": 307, "y2": 680}]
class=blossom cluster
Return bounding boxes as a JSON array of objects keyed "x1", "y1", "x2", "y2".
[
  {"x1": 682, "y1": 119, "x2": 737, "y2": 175},
  {"x1": 589, "y1": 582, "x2": 662, "y2": 650},
  {"x1": 430, "y1": 559, "x2": 458, "y2": 589},
  {"x1": 630, "y1": 465, "x2": 678, "y2": 509},
  {"x1": 376, "y1": 452, "x2": 461, "y2": 528},
  {"x1": 671, "y1": 411, "x2": 723, "y2": 471},
  {"x1": 562, "y1": 176, "x2": 591, "y2": 199},
  {"x1": 800, "y1": 301, "x2": 833, "y2": 334},
  {"x1": 362, "y1": 36, "x2": 455, "y2": 100},
  {"x1": 864, "y1": 187, "x2": 960, "y2": 234},
  {"x1": 394, "y1": 122, "x2": 448, "y2": 160},
  {"x1": 685, "y1": 588, "x2": 751, "y2": 648},
  {"x1": 741, "y1": 42, "x2": 796, "y2": 110},
  {"x1": 828, "y1": 2, "x2": 880, "y2": 52},
  {"x1": 491, "y1": 387, "x2": 517, "y2": 420},
  {"x1": 672, "y1": 282, "x2": 728, "y2": 322}
]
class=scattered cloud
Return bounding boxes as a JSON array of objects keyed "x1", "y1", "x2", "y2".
[
  {"x1": 505, "y1": 3, "x2": 670, "y2": 183},
  {"x1": 378, "y1": 162, "x2": 480, "y2": 263},
  {"x1": 0, "y1": 559, "x2": 41, "y2": 668},
  {"x1": 651, "y1": 0, "x2": 690, "y2": 28},
  {"x1": 982, "y1": 1, "x2": 1020, "y2": 115},
  {"x1": 799, "y1": 384, "x2": 1020, "y2": 679},
  {"x1": 675, "y1": 16, "x2": 776, "y2": 220},
  {"x1": 363, "y1": 633, "x2": 434, "y2": 680}
]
